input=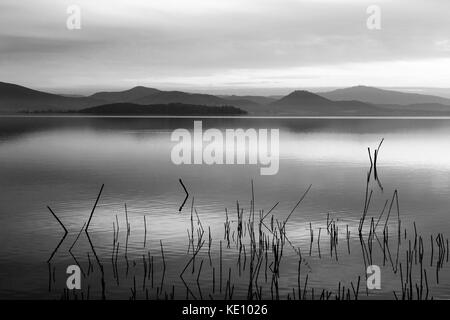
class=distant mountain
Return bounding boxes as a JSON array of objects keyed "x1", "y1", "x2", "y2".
[
  {"x1": 377, "y1": 102, "x2": 450, "y2": 113},
  {"x1": 59, "y1": 94, "x2": 86, "y2": 98},
  {"x1": 269, "y1": 89, "x2": 450, "y2": 115},
  {"x1": 90, "y1": 88, "x2": 260, "y2": 112},
  {"x1": 133, "y1": 90, "x2": 227, "y2": 105},
  {"x1": 273, "y1": 90, "x2": 331, "y2": 107},
  {"x1": 319, "y1": 86, "x2": 450, "y2": 106},
  {"x1": 0, "y1": 82, "x2": 259, "y2": 114},
  {"x1": 79, "y1": 103, "x2": 247, "y2": 116},
  {"x1": 132, "y1": 90, "x2": 259, "y2": 109},
  {"x1": 219, "y1": 95, "x2": 277, "y2": 105},
  {"x1": 270, "y1": 90, "x2": 383, "y2": 115},
  {"x1": 90, "y1": 86, "x2": 161, "y2": 103},
  {"x1": 0, "y1": 82, "x2": 102, "y2": 113},
  {"x1": 4, "y1": 81, "x2": 450, "y2": 116}
]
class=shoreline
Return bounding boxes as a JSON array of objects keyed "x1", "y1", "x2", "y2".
[{"x1": 3, "y1": 114, "x2": 450, "y2": 120}]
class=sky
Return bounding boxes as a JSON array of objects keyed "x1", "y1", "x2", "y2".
[{"x1": 0, "y1": 0, "x2": 450, "y2": 94}]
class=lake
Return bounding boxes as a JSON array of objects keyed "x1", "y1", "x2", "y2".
[{"x1": 1, "y1": 116, "x2": 450, "y2": 299}]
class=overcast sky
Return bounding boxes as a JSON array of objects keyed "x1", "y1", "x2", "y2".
[{"x1": 0, "y1": 0, "x2": 449, "y2": 94}]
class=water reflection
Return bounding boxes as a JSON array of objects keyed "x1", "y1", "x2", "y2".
[{"x1": 1, "y1": 116, "x2": 450, "y2": 299}]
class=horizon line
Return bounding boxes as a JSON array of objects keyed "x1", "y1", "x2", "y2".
[
  {"x1": 4, "y1": 115, "x2": 450, "y2": 120},
  {"x1": 3, "y1": 80, "x2": 450, "y2": 97}
]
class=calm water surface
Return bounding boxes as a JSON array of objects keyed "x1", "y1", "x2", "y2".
[{"x1": 1, "y1": 116, "x2": 450, "y2": 299}]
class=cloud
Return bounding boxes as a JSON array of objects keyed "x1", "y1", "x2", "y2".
[
  {"x1": 0, "y1": 0, "x2": 449, "y2": 92},
  {"x1": 436, "y1": 40, "x2": 450, "y2": 52}
]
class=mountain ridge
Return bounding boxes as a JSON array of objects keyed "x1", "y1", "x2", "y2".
[
  {"x1": 269, "y1": 90, "x2": 385, "y2": 115},
  {"x1": 90, "y1": 86, "x2": 161, "y2": 103},
  {"x1": 79, "y1": 102, "x2": 247, "y2": 115},
  {"x1": 0, "y1": 81, "x2": 103, "y2": 112},
  {"x1": 2, "y1": 81, "x2": 450, "y2": 115},
  {"x1": 318, "y1": 85, "x2": 450, "y2": 106}
]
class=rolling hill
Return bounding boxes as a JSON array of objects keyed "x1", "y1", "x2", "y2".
[
  {"x1": 0, "y1": 82, "x2": 258, "y2": 113},
  {"x1": 90, "y1": 87, "x2": 260, "y2": 110},
  {"x1": 90, "y1": 86, "x2": 161, "y2": 103},
  {"x1": 128, "y1": 90, "x2": 259, "y2": 110},
  {"x1": 318, "y1": 86, "x2": 450, "y2": 106},
  {"x1": 0, "y1": 82, "x2": 102, "y2": 113},
  {"x1": 219, "y1": 95, "x2": 278, "y2": 105},
  {"x1": 79, "y1": 102, "x2": 247, "y2": 115},
  {"x1": 270, "y1": 90, "x2": 385, "y2": 115},
  {"x1": 3, "y1": 81, "x2": 450, "y2": 116}
]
